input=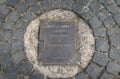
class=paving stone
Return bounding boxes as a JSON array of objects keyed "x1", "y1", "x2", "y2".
[
  {"x1": 13, "y1": 30, "x2": 24, "y2": 40},
  {"x1": 115, "y1": 0, "x2": 120, "y2": 6},
  {"x1": 72, "y1": 2, "x2": 84, "y2": 14},
  {"x1": 31, "y1": 4, "x2": 42, "y2": 15},
  {"x1": 0, "y1": 31, "x2": 12, "y2": 41},
  {"x1": 0, "y1": 0, "x2": 6, "y2": 4},
  {"x1": 93, "y1": 53, "x2": 108, "y2": 66},
  {"x1": 16, "y1": 2, "x2": 28, "y2": 14},
  {"x1": 0, "y1": 5, "x2": 11, "y2": 16},
  {"x1": 25, "y1": 0, "x2": 38, "y2": 7},
  {"x1": 106, "y1": 2, "x2": 120, "y2": 14},
  {"x1": 23, "y1": 11, "x2": 34, "y2": 21},
  {"x1": 3, "y1": 21, "x2": 15, "y2": 30},
  {"x1": 18, "y1": 61, "x2": 32, "y2": 75},
  {"x1": 17, "y1": 18, "x2": 28, "y2": 30},
  {"x1": 60, "y1": 0, "x2": 73, "y2": 9},
  {"x1": 86, "y1": 63, "x2": 102, "y2": 79},
  {"x1": 89, "y1": 0, "x2": 103, "y2": 12},
  {"x1": 12, "y1": 51, "x2": 26, "y2": 65},
  {"x1": 18, "y1": 76, "x2": 25, "y2": 79},
  {"x1": 95, "y1": 38, "x2": 109, "y2": 52},
  {"x1": 12, "y1": 41, "x2": 24, "y2": 52},
  {"x1": 0, "y1": 15, "x2": 5, "y2": 24},
  {"x1": 110, "y1": 47, "x2": 120, "y2": 61},
  {"x1": 41, "y1": 0, "x2": 50, "y2": 11},
  {"x1": 6, "y1": 67, "x2": 18, "y2": 79},
  {"x1": 7, "y1": 11, "x2": 20, "y2": 22},
  {"x1": 50, "y1": 0, "x2": 60, "y2": 9},
  {"x1": 97, "y1": 8, "x2": 111, "y2": 21},
  {"x1": 30, "y1": 71, "x2": 44, "y2": 79},
  {"x1": 109, "y1": 34, "x2": 120, "y2": 47},
  {"x1": 79, "y1": 0, "x2": 91, "y2": 5},
  {"x1": 7, "y1": 0, "x2": 19, "y2": 7},
  {"x1": 0, "y1": 71, "x2": 6, "y2": 79},
  {"x1": 107, "y1": 61, "x2": 120, "y2": 75},
  {"x1": 103, "y1": 16, "x2": 115, "y2": 28},
  {"x1": 93, "y1": 27, "x2": 106, "y2": 37},
  {"x1": 88, "y1": 16, "x2": 102, "y2": 29},
  {"x1": 114, "y1": 13, "x2": 120, "y2": 26},
  {"x1": 101, "y1": 72, "x2": 114, "y2": 79},
  {"x1": 107, "y1": 25, "x2": 120, "y2": 35},
  {"x1": 0, "y1": 42, "x2": 11, "y2": 55},
  {"x1": 99, "y1": 0, "x2": 114, "y2": 5},
  {"x1": 75, "y1": 73, "x2": 89, "y2": 79}
]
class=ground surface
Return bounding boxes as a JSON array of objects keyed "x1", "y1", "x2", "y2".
[{"x1": 0, "y1": 0, "x2": 120, "y2": 79}]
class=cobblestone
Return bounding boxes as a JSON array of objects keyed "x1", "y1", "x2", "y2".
[
  {"x1": 75, "y1": 73, "x2": 89, "y2": 79},
  {"x1": 115, "y1": 0, "x2": 120, "y2": 6},
  {"x1": 12, "y1": 41, "x2": 24, "y2": 52},
  {"x1": 107, "y1": 25, "x2": 120, "y2": 35},
  {"x1": 41, "y1": 0, "x2": 50, "y2": 11},
  {"x1": 114, "y1": 13, "x2": 120, "y2": 26},
  {"x1": 0, "y1": 15, "x2": 5, "y2": 24},
  {"x1": 86, "y1": 63, "x2": 102, "y2": 79},
  {"x1": 0, "y1": 31, "x2": 12, "y2": 41},
  {"x1": 0, "y1": 71, "x2": 6, "y2": 79},
  {"x1": 101, "y1": 72, "x2": 114, "y2": 79},
  {"x1": 50, "y1": 0, "x2": 60, "y2": 9},
  {"x1": 31, "y1": 4, "x2": 41, "y2": 15},
  {"x1": 23, "y1": 11, "x2": 34, "y2": 21},
  {"x1": 6, "y1": 0, "x2": 19, "y2": 7},
  {"x1": 93, "y1": 27, "x2": 106, "y2": 37},
  {"x1": 13, "y1": 30, "x2": 24, "y2": 40},
  {"x1": 99, "y1": 0, "x2": 114, "y2": 5},
  {"x1": 60, "y1": 0, "x2": 73, "y2": 9},
  {"x1": 30, "y1": 71, "x2": 44, "y2": 79},
  {"x1": 0, "y1": 5, "x2": 11, "y2": 16},
  {"x1": 0, "y1": 0, "x2": 6, "y2": 4},
  {"x1": 25, "y1": 0, "x2": 38, "y2": 7},
  {"x1": 3, "y1": 21, "x2": 15, "y2": 30}
]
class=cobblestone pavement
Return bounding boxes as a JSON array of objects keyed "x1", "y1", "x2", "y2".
[{"x1": 0, "y1": 0, "x2": 120, "y2": 79}]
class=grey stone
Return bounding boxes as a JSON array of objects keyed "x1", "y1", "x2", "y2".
[
  {"x1": 60, "y1": 0, "x2": 73, "y2": 9},
  {"x1": 93, "y1": 53, "x2": 108, "y2": 66},
  {"x1": 107, "y1": 25, "x2": 120, "y2": 35},
  {"x1": 93, "y1": 27, "x2": 106, "y2": 37},
  {"x1": 0, "y1": 31, "x2": 12, "y2": 41},
  {"x1": 30, "y1": 71, "x2": 44, "y2": 79},
  {"x1": 101, "y1": 72, "x2": 114, "y2": 79},
  {"x1": 115, "y1": 0, "x2": 120, "y2": 6},
  {"x1": 18, "y1": 76, "x2": 25, "y2": 79},
  {"x1": 89, "y1": 0, "x2": 103, "y2": 12},
  {"x1": 23, "y1": 11, "x2": 34, "y2": 21},
  {"x1": 75, "y1": 73, "x2": 89, "y2": 79},
  {"x1": 103, "y1": 16, "x2": 115, "y2": 28},
  {"x1": 3, "y1": 21, "x2": 15, "y2": 30},
  {"x1": 12, "y1": 41, "x2": 24, "y2": 52},
  {"x1": 106, "y1": 2, "x2": 120, "y2": 14},
  {"x1": 50, "y1": 0, "x2": 60, "y2": 9},
  {"x1": 13, "y1": 30, "x2": 24, "y2": 40},
  {"x1": 25, "y1": 0, "x2": 38, "y2": 6},
  {"x1": 107, "y1": 61, "x2": 120, "y2": 75},
  {"x1": 16, "y1": 2, "x2": 28, "y2": 14},
  {"x1": 0, "y1": 0, "x2": 6, "y2": 4},
  {"x1": 7, "y1": 11, "x2": 20, "y2": 22},
  {"x1": 88, "y1": 16, "x2": 102, "y2": 29},
  {"x1": 12, "y1": 51, "x2": 26, "y2": 65},
  {"x1": 0, "y1": 42, "x2": 11, "y2": 55},
  {"x1": 114, "y1": 13, "x2": 120, "y2": 26},
  {"x1": 41, "y1": 0, "x2": 50, "y2": 11},
  {"x1": 31, "y1": 4, "x2": 42, "y2": 15},
  {"x1": 109, "y1": 34, "x2": 120, "y2": 47},
  {"x1": 86, "y1": 63, "x2": 102, "y2": 79},
  {"x1": 17, "y1": 18, "x2": 28, "y2": 30},
  {"x1": 95, "y1": 38, "x2": 109, "y2": 52},
  {"x1": 72, "y1": 2, "x2": 84, "y2": 14},
  {"x1": 6, "y1": 68, "x2": 18, "y2": 79},
  {"x1": 0, "y1": 5, "x2": 11, "y2": 16},
  {"x1": 99, "y1": 0, "x2": 114, "y2": 5},
  {"x1": 7, "y1": 0, "x2": 19, "y2": 7},
  {"x1": 110, "y1": 47, "x2": 120, "y2": 61},
  {"x1": 0, "y1": 72, "x2": 6, "y2": 79},
  {"x1": 79, "y1": 0, "x2": 91, "y2": 5},
  {"x1": 0, "y1": 15, "x2": 5, "y2": 24},
  {"x1": 19, "y1": 61, "x2": 32, "y2": 75}
]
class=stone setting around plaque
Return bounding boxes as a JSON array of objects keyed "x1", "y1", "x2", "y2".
[{"x1": 38, "y1": 20, "x2": 77, "y2": 64}]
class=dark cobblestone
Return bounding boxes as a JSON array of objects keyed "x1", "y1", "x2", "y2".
[
  {"x1": 93, "y1": 53, "x2": 108, "y2": 66},
  {"x1": 95, "y1": 38, "x2": 109, "y2": 52},
  {"x1": 31, "y1": 4, "x2": 42, "y2": 15},
  {"x1": 99, "y1": 0, "x2": 114, "y2": 5},
  {"x1": 30, "y1": 71, "x2": 44, "y2": 79},
  {"x1": 86, "y1": 62, "x2": 102, "y2": 79},
  {"x1": 7, "y1": 0, "x2": 19, "y2": 7},
  {"x1": 114, "y1": 13, "x2": 120, "y2": 26},
  {"x1": 115, "y1": 0, "x2": 120, "y2": 6},
  {"x1": 106, "y1": 61, "x2": 120, "y2": 75},
  {"x1": 60, "y1": 0, "x2": 73, "y2": 9},
  {"x1": 18, "y1": 60, "x2": 32, "y2": 75},
  {"x1": 23, "y1": 11, "x2": 34, "y2": 21},
  {"x1": 6, "y1": 67, "x2": 18, "y2": 79},
  {"x1": 0, "y1": 31, "x2": 12, "y2": 41},
  {"x1": 50, "y1": 0, "x2": 60, "y2": 9},
  {"x1": 106, "y1": 2, "x2": 120, "y2": 14},
  {"x1": 75, "y1": 73, "x2": 89, "y2": 79},
  {"x1": 107, "y1": 25, "x2": 120, "y2": 35},
  {"x1": 89, "y1": 0, "x2": 103, "y2": 12},
  {"x1": 7, "y1": 11, "x2": 20, "y2": 22},
  {"x1": 25, "y1": 0, "x2": 38, "y2": 7},
  {"x1": 41, "y1": 0, "x2": 50, "y2": 11},
  {"x1": 110, "y1": 47, "x2": 120, "y2": 61},
  {"x1": 79, "y1": 0, "x2": 92, "y2": 5},
  {"x1": 103, "y1": 16, "x2": 115, "y2": 28},
  {"x1": 12, "y1": 50, "x2": 26, "y2": 65},
  {"x1": 13, "y1": 30, "x2": 24, "y2": 40},
  {"x1": 93, "y1": 27, "x2": 106, "y2": 37},
  {"x1": 12, "y1": 41, "x2": 24, "y2": 52},
  {"x1": 16, "y1": 2, "x2": 28, "y2": 14},
  {"x1": 0, "y1": 5, "x2": 11, "y2": 16},
  {"x1": 109, "y1": 34, "x2": 120, "y2": 47},
  {"x1": 3, "y1": 21, "x2": 15, "y2": 30},
  {"x1": 88, "y1": 16, "x2": 102, "y2": 29},
  {"x1": 0, "y1": 15, "x2": 5, "y2": 24},
  {"x1": 101, "y1": 72, "x2": 114, "y2": 79}
]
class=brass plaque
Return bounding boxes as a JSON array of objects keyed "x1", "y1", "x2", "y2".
[{"x1": 39, "y1": 20, "x2": 76, "y2": 64}]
